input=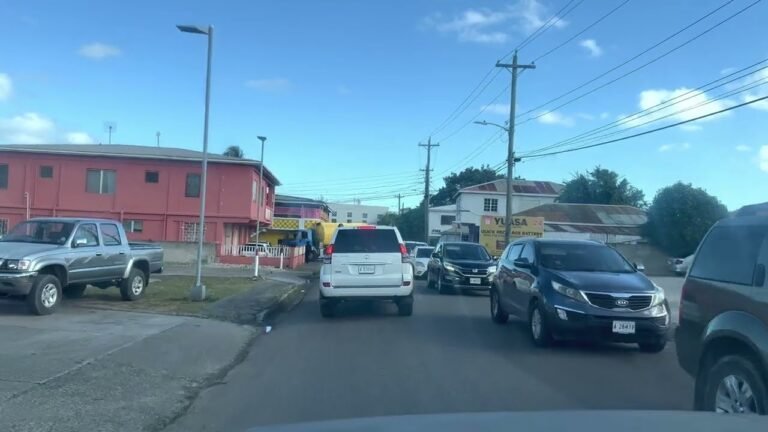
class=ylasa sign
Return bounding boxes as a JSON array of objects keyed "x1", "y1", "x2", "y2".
[{"x1": 479, "y1": 216, "x2": 544, "y2": 256}]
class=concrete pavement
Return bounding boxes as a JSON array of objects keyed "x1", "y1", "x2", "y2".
[{"x1": 165, "y1": 278, "x2": 694, "y2": 431}]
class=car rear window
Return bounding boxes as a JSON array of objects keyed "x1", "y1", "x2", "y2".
[
  {"x1": 416, "y1": 247, "x2": 434, "y2": 258},
  {"x1": 334, "y1": 229, "x2": 400, "y2": 253},
  {"x1": 689, "y1": 225, "x2": 768, "y2": 285},
  {"x1": 444, "y1": 244, "x2": 491, "y2": 261}
]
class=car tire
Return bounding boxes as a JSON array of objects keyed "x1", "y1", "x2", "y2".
[
  {"x1": 698, "y1": 355, "x2": 767, "y2": 414},
  {"x1": 427, "y1": 271, "x2": 436, "y2": 290},
  {"x1": 320, "y1": 300, "x2": 336, "y2": 318},
  {"x1": 119, "y1": 268, "x2": 146, "y2": 301},
  {"x1": 26, "y1": 274, "x2": 62, "y2": 315},
  {"x1": 638, "y1": 339, "x2": 667, "y2": 353},
  {"x1": 437, "y1": 272, "x2": 449, "y2": 295},
  {"x1": 63, "y1": 284, "x2": 87, "y2": 299},
  {"x1": 490, "y1": 288, "x2": 509, "y2": 324},
  {"x1": 529, "y1": 301, "x2": 553, "y2": 347},
  {"x1": 397, "y1": 296, "x2": 413, "y2": 316}
]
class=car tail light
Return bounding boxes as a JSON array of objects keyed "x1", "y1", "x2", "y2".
[
  {"x1": 324, "y1": 244, "x2": 334, "y2": 264},
  {"x1": 400, "y1": 244, "x2": 409, "y2": 263},
  {"x1": 674, "y1": 259, "x2": 684, "y2": 265},
  {"x1": 357, "y1": 225, "x2": 376, "y2": 230},
  {"x1": 403, "y1": 281, "x2": 411, "y2": 286},
  {"x1": 322, "y1": 282, "x2": 331, "y2": 288}
]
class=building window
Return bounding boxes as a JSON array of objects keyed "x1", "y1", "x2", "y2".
[
  {"x1": 123, "y1": 220, "x2": 144, "y2": 233},
  {"x1": 40, "y1": 166, "x2": 54, "y2": 178},
  {"x1": 86, "y1": 169, "x2": 116, "y2": 194},
  {"x1": 0, "y1": 164, "x2": 8, "y2": 189},
  {"x1": 362, "y1": 212, "x2": 368, "y2": 219},
  {"x1": 332, "y1": 211, "x2": 337, "y2": 217},
  {"x1": 145, "y1": 171, "x2": 159, "y2": 183},
  {"x1": 362, "y1": 220, "x2": 367, "y2": 224},
  {"x1": 346, "y1": 219, "x2": 352, "y2": 223},
  {"x1": 181, "y1": 222, "x2": 205, "y2": 242},
  {"x1": 346, "y1": 212, "x2": 352, "y2": 218},
  {"x1": 0, "y1": 218, "x2": 8, "y2": 235},
  {"x1": 185, "y1": 173, "x2": 201, "y2": 197},
  {"x1": 331, "y1": 218, "x2": 337, "y2": 223},
  {"x1": 100, "y1": 224, "x2": 122, "y2": 246},
  {"x1": 440, "y1": 215, "x2": 456, "y2": 225},
  {"x1": 483, "y1": 198, "x2": 498, "y2": 212}
]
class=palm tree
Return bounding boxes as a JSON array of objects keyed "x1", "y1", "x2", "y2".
[{"x1": 223, "y1": 145, "x2": 245, "y2": 158}]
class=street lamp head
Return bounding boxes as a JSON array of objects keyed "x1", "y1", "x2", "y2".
[
  {"x1": 257, "y1": 136, "x2": 267, "y2": 142},
  {"x1": 473, "y1": 121, "x2": 488, "y2": 126},
  {"x1": 176, "y1": 24, "x2": 210, "y2": 35}
]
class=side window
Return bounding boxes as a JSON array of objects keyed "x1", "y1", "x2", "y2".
[
  {"x1": 434, "y1": 244, "x2": 441, "y2": 257},
  {"x1": 506, "y1": 243, "x2": 524, "y2": 261},
  {"x1": 100, "y1": 224, "x2": 122, "y2": 246},
  {"x1": 519, "y1": 242, "x2": 536, "y2": 263},
  {"x1": 690, "y1": 225, "x2": 768, "y2": 285},
  {"x1": 72, "y1": 224, "x2": 99, "y2": 247}
]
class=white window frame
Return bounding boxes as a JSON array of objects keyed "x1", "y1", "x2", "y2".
[
  {"x1": 86, "y1": 169, "x2": 116, "y2": 194},
  {"x1": 483, "y1": 198, "x2": 498, "y2": 212}
]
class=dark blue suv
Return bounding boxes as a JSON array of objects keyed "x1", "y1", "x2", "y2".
[{"x1": 490, "y1": 238, "x2": 670, "y2": 352}]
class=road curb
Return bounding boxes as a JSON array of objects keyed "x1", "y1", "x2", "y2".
[{"x1": 257, "y1": 280, "x2": 309, "y2": 324}]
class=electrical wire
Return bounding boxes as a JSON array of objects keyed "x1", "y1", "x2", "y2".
[{"x1": 507, "y1": 0, "x2": 582, "y2": 54}]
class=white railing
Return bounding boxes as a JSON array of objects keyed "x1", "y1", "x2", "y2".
[{"x1": 232, "y1": 244, "x2": 291, "y2": 257}]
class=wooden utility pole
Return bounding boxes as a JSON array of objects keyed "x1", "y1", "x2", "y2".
[{"x1": 419, "y1": 137, "x2": 439, "y2": 243}]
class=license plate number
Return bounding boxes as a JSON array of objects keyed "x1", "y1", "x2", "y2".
[
  {"x1": 469, "y1": 277, "x2": 482, "y2": 285},
  {"x1": 612, "y1": 321, "x2": 636, "y2": 334},
  {"x1": 358, "y1": 265, "x2": 375, "y2": 274}
]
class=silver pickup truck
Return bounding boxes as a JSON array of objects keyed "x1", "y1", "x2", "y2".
[{"x1": 0, "y1": 218, "x2": 163, "y2": 315}]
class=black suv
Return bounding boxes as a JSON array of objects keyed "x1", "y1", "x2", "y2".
[
  {"x1": 426, "y1": 242, "x2": 496, "y2": 294},
  {"x1": 676, "y1": 215, "x2": 768, "y2": 414},
  {"x1": 490, "y1": 238, "x2": 670, "y2": 352}
]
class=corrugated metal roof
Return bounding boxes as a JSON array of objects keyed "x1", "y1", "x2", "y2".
[
  {"x1": 543, "y1": 223, "x2": 641, "y2": 235},
  {"x1": 459, "y1": 179, "x2": 564, "y2": 195},
  {"x1": 514, "y1": 203, "x2": 647, "y2": 225},
  {"x1": 0, "y1": 143, "x2": 281, "y2": 185}
]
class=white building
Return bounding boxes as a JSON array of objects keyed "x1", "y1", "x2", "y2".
[
  {"x1": 428, "y1": 204, "x2": 457, "y2": 242},
  {"x1": 454, "y1": 179, "x2": 564, "y2": 227},
  {"x1": 328, "y1": 202, "x2": 388, "y2": 224}
]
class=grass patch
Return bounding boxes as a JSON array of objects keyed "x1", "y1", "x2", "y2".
[{"x1": 75, "y1": 275, "x2": 256, "y2": 316}]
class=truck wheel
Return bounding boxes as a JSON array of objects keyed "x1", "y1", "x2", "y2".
[
  {"x1": 27, "y1": 274, "x2": 62, "y2": 315},
  {"x1": 396, "y1": 296, "x2": 414, "y2": 316},
  {"x1": 120, "y1": 268, "x2": 146, "y2": 301},
  {"x1": 699, "y1": 355, "x2": 767, "y2": 414},
  {"x1": 63, "y1": 284, "x2": 87, "y2": 299}
]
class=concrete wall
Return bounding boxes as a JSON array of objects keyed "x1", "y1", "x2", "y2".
[
  {"x1": 613, "y1": 243, "x2": 672, "y2": 276},
  {"x1": 428, "y1": 205, "x2": 456, "y2": 241},
  {"x1": 456, "y1": 193, "x2": 557, "y2": 226},
  {"x1": 327, "y1": 203, "x2": 388, "y2": 224},
  {"x1": 158, "y1": 241, "x2": 218, "y2": 264}
]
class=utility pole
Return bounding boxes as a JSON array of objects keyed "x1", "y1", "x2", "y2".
[
  {"x1": 156, "y1": 131, "x2": 161, "y2": 147},
  {"x1": 253, "y1": 136, "x2": 267, "y2": 279},
  {"x1": 397, "y1": 194, "x2": 402, "y2": 215},
  {"x1": 496, "y1": 51, "x2": 535, "y2": 245},
  {"x1": 419, "y1": 137, "x2": 439, "y2": 243}
]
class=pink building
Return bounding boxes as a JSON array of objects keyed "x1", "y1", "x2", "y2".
[{"x1": 0, "y1": 144, "x2": 279, "y2": 257}]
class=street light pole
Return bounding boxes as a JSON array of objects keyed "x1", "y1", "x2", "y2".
[
  {"x1": 178, "y1": 23, "x2": 214, "y2": 301},
  {"x1": 253, "y1": 136, "x2": 267, "y2": 279}
]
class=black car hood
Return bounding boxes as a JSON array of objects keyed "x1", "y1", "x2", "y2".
[
  {"x1": 547, "y1": 269, "x2": 654, "y2": 293},
  {"x1": 444, "y1": 259, "x2": 493, "y2": 269},
  {"x1": 248, "y1": 411, "x2": 764, "y2": 432}
]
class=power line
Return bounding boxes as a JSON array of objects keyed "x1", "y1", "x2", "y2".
[
  {"x1": 514, "y1": 0, "x2": 583, "y2": 52},
  {"x1": 533, "y1": 0, "x2": 633, "y2": 62},
  {"x1": 521, "y1": 94, "x2": 768, "y2": 159},
  {"x1": 281, "y1": 171, "x2": 423, "y2": 187},
  {"x1": 521, "y1": 58, "x2": 768, "y2": 156},
  {"x1": 515, "y1": 0, "x2": 745, "y2": 122},
  {"x1": 435, "y1": 83, "x2": 510, "y2": 142}
]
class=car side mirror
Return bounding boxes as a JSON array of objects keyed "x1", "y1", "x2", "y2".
[
  {"x1": 754, "y1": 263, "x2": 766, "y2": 286},
  {"x1": 72, "y1": 238, "x2": 88, "y2": 248},
  {"x1": 513, "y1": 258, "x2": 531, "y2": 269},
  {"x1": 634, "y1": 262, "x2": 646, "y2": 273},
  {"x1": 431, "y1": 252, "x2": 439, "y2": 259},
  {"x1": 492, "y1": 255, "x2": 499, "y2": 261}
]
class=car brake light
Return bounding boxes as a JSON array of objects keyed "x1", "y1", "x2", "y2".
[
  {"x1": 322, "y1": 282, "x2": 331, "y2": 287},
  {"x1": 357, "y1": 225, "x2": 376, "y2": 230},
  {"x1": 403, "y1": 281, "x2": 411, "y2": 286},
  {"x1": 324, "y1": 245, "x2": 334, "y2": 264},
  {"x1": 400, "y1": 244, "x2": 409, "y2": 263}
]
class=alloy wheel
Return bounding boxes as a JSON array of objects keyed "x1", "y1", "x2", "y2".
[{"x1": 715, "y1": 374, "x2": 758, "y2": 414}]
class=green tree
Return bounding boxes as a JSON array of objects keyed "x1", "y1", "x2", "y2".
[
  {"x1": 644, "y1": 182, "x2": 728, "y2": 257},
  {"x1": 558, "y1": 166, "x2": 645, "y2": 207},
  {"x1": 376, "y1": 205, "x2": 425, "y2": 241},
  {"x1": 430, "y1": 165, "x2": 503, "y2": 206},
  {"x1": 223, "y1": 145, "x2": 245, "y2": 158},
  {"x1": 377, "y1": 212, "x2": 399, "y2": 227}
]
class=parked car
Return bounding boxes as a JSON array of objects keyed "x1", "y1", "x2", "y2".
[
  {"x1": 319, "y1": 225, "x2": 413, "y2": 317},
  {"x1": 404, "y1": 241, "x2": 428, "y2": 256},
  {"x1": 490, "y1": 238, "x2": 670, "y2": 352},
  {"x1": 668, "y1": 254, "x2": 694, "y2": 276},
  {"x1": 427, "y1": 242, "x2": 496, "y2": 294},
  {"x1": 676, "y1": 214, "x2": 768, "y2": 414},
  {"x1": 0, "y1": 218, "x2": 163, "y2": 315},
  {"x1": 411, "y1": 246, "x2": 434, "y2": 279}
]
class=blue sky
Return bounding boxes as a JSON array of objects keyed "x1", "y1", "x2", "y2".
[{"x1": 1, "y1": 0, "x2": 767, "y2": 211}]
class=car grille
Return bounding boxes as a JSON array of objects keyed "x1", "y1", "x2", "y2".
[
  {"x1": 456, "y1": 267, "x2": 488, "y2": 276},
  {"x1": 584, "y1": 292, "x2": 653, "y2": 311}
]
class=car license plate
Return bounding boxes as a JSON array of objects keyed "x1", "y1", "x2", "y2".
[
  {"x1": 469, "y1": 277, "x2": 481, "y2": 285},
  {"x1": 612, "y1": 321, "x2": 636, "y2": 334},
  {"x1": 358, "y1": 265, "x2": 375, "y2": 274}
]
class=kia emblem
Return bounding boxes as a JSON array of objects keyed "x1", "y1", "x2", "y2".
[
  {"x1": 472, "y1": 269, "x2": 478, "y2": 273},
  {"x1": 615, "y1": 299, "x2": 629, "y2": 307}
]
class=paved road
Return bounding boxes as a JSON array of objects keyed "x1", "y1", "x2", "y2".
[{"x1": 167, "y1": 279, "x2": 694, "y2": 432}]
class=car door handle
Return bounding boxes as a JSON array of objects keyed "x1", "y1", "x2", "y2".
[
  {"x1": 95, "y1": 253, "x2": 103, "y2": 257},
  {"x1": 118, "y1": 252, "x2": 126, "y2": 255}
]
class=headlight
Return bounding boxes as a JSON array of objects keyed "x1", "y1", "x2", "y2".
[
  {"x1": 5, "y1": 259, "x2": 31, "y2": 271},
  {"x1": 652, "y1": 282, "x2": 666, "y2": 306},
  {"x1": 443, "y1": 263, "x2": 456, "y2": 272},
  {"x1": 647, "y1": 303, "x2": 667, "y2": 316},
  {"x1": 487, "y1": 266, "x2": 497, "y2": 274},
  {"x1": 552, "y1": 281, "x2": 587, "y2": 303}
]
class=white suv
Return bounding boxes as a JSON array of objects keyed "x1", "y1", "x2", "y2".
[{"x1": 320, "y1": 225, "x2": 414, "y2": 317}]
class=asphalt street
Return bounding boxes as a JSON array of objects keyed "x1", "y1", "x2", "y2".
[{"x1": 166, "y1": 278, "x2": 694, "y2": 432}]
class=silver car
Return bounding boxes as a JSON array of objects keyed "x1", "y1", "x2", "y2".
[
  {"x1": 668, "y1": 254, "x2": 694, "y2": 276},
  {"x1": 411, "y1": 246, "x2": 434, "y2": 279}
]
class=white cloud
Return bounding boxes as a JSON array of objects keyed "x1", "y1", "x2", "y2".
[
  {"x1": 423, "y1": 0, "x2": 566, "y2": 44},
  {"x1": 735, "y1": 144, "x2": 752, "y2": 152},
  {"x1": 622, "y1": 87, "x2": 731, "y2": 130},
  {"x1": 579, "y1": 39, "x2": 602, "y2": 57},
  {"x1": 482, "y1": 103, "x2": 510, "y2": 116},
  {"x1": 760, "y1": 146, "x2": 768, "y2": 172},
  {"x1": 0, "y1": 73, "x2": 11, "y2": 101},
  {"x1": 337, "y1": 84, "x2": 351, "y2": 95},
  {"x1": 576, "y1": 112, "x2": 595, "y2": 120},
  {"x1": 78, "y1": 42, "x2": 121, "y2": 59},
  {"x1": 245, "y1": 78, "x2": 292, "y2": 92},
  {"x1": 0, "y1": 112, "x2": 55, "y2": 144},
  {"x1": 721, "y1": 67, "x2": 736, "y2": 75},
  {"x1": 537, "y1": 111, "x2": 574, "y2": 127},
  {"x1": 66, "y1": 132, "x2": 96, "y2": 144},
  {"x1": 658, "y1": 142, "x2": 691, "y2": 152}
]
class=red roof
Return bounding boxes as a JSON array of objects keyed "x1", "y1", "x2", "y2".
[{"x1": 459, "y1": 179, "x2": 563, "y2": 195}]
